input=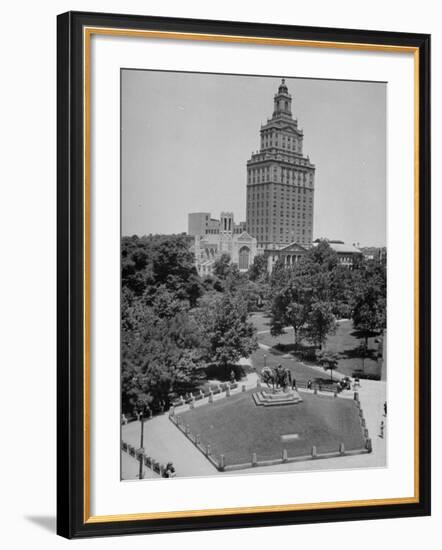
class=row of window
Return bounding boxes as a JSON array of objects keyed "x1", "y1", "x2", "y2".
[
  {"x1": 248, "y1": 198, "x2": 312, "y2": 206},
  {"x1": 249, "y1": 193, "x2": 312, "y2": 202},
  {"x1": 248, "y1": 169, "x2": 313, "y2": 185},
  {"x1": 261, "y1": 131, "x2": 301, "y2": 153}
]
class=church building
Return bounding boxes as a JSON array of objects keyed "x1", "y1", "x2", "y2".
[{"x1": 188, "y1": 212, "x2": 257, "y2": 276}]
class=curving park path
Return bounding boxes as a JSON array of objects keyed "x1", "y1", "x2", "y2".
[{"x1": 122, "y1": 312, "x2": 386, "y2": 478}]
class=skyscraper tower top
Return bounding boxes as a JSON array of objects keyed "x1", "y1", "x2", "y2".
[
  {"x1": 246, "y1": 79, "x2": 316, "y2": 249},
  {"x1": 273, "y1": 78, "x2": 292, "y2": 117}
]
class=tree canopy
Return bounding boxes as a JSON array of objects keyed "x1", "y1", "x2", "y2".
[
  {"x1": 194, "y1": 292, "x2": 258, "y2": 375},
  {"x1": 121, "y1": 235, "x2": 259, "y2": 413},
  {"x1": 269, "y1": 241, "x2": 385, "y2": 353},
  {"x1": 121, "y1": 235, "x2": 386, "y2": 412}
]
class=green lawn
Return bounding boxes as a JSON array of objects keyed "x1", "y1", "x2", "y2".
[
  {"x1": 250, "y1": 313, "x2": 382, "y2": 379},
  {"x1": 249, "y1": 312, "x2": 273, "y2": 333},
  {"x1": 178, "y1": 390, "x2": 365, "y2": 467}
]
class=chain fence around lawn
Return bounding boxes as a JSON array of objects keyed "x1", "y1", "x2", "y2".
[{"x1": 168, "y1": 385, "x2": 372, "y2": 472}]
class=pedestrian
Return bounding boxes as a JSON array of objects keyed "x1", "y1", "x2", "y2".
[
  {"x1": 164, "y1": 462, "x2": 176, "y2": 478},
  {"x1": 379, "y1": 420, "x2": 385, "y2": 439},
  {"x1": 383, "y1": 401, "x2": 387, "y2": 416},
  {"x1": 230, "y1": 369, "x2": 235, "y2": 383}
]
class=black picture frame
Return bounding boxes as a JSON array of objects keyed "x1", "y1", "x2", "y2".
[{"x1": 57, "y1": 10, "x2": 431, "y2": 539}]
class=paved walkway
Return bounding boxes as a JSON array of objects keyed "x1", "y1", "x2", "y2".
[
  {"x1": 121, "y1": 452, "x2": 159, "y2": 480},
  {"x1": 123, "y1": 376, "x2": 386, "y2": 479},
  {"x1": 122, "y1": 314, "x2": 386, "y2": 479},
  {"x1": 122, "y1": 414, "x2": 217, "y2": 479}
]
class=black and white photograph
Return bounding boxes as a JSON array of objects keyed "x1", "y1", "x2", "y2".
[
  {"x1": 120, "y1": 70, "x2": 387, "y2": 480},
  {"x1": 0, "y1": 0, "x2": 435, "y2": 545}
]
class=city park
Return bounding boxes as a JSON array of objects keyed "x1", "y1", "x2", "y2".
[{"x1": 121, "y1": 235, "x2": 386, "y2": 480}]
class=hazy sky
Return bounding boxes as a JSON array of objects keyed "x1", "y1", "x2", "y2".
[{"x1": 122, "y1": 70, "x2": 386, "y2": 247}]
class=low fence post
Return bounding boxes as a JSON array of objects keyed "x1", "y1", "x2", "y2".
[
  {"x1": 282, "y1": 449, "x2": 288, "y2": 463},
  {"x1": 226, "y1": 386, "x2": 231, "y2": 397},
  {"x1": 219, "y1": 454, "x2": 225, "y2": 471},
  {"x1": 366, "y1": 438, "x2": 373, "y2": 452},
  {"x1": 311, "y1": 445, "x2": 317, "y2": 458},
  {"x1": 208, "y1": 391, "x2": 213, "y2": 404},
  {"x1": 196, "y1": 434, "x2": 201, "y2": 445},
  {"x1": 354, "y1": 391, "x2": 359, "y2": 401},
  {"x1": 206, "y1": 444, "x2": 211, "y2": 457},
  {"x1": 252, "y1": 452, "x2": 257, "y2": 466},
  {"x1": 339, "y1": 442, "x2": 345, "y2": 455}
]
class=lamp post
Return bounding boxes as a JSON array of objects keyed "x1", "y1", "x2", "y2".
[{"x1": 133, "y1": 397, "x2": 151, "y2": 480}]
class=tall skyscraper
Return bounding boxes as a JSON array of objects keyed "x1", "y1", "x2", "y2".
[{"x1": 246, "y1": 79, "x2": 315, "y2": 248}]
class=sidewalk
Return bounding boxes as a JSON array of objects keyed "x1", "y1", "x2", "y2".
[{"x1": 122, "y1": 413, "x2": 217, "y2": 479}]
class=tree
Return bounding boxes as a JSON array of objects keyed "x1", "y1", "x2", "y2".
[
  {"x1": 316, "y1": 350, "x2": 339, "y2": 380},
  {"x1": 234, "y1": 279, "x2": 263, "y2": 312},
  {"x1": 121, "y1": 234, "x2": 203, "y2": 304},
  {"x1": 270, "y1": 286, "x2": 309, "y2": 347},
  {"x1": 351, "y1": 261, "x2": 386, "y2": 347},
  {"x1": 304, "y1": 240, "x2": 338, "y2": 271},
  {"x1": 212, "y1": 253, "x2": 232, "y2": 280},
  {"x1": 248, "y1": 254, "x2": 268, "y2": 282},
  {"x1": 121, "y1": 300, "x2": 206, "y2": 413},
  {"x1": 121, "y1": 236, "x2": 155, "y2": 296},
  {"x1": 195, "y1": 293, "x2": 258, "y2": 377},
  {"x1": 304, "y1": 301, "x2": 336, "y2": 349},
  {"x1": 270, "y1": 258, "x2": 291, "y2": 289},
  {"x1": 148, "y1": 285, "x2": 189, "y2": 320}
]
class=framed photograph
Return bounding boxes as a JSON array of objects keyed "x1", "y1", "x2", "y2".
[{"x1": 57, "y1": 11, "x2": 431, "y2": 538}]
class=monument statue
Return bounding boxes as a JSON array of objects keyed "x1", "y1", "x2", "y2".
[
  {"x1": 254, "y1": 364, "x2": 301, "y2": 407},
  {"x1": 261, "y1": 364, "x2": 291, "y2": 391}
]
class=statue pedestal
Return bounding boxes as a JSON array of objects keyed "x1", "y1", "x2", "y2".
[{"x1": 252, "y1": 388, "x2": 303, "y2": 407}]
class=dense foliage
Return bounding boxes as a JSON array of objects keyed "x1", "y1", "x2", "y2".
[
  {"x1": 121, "y1": 235, "x2": 258, "y2": 414},
  {"x1": 121, "y1": 235, "x2": 386, "y2": 414},
  {"x1": 269, "y1": 240, "x2": 386, "y2": 353}
]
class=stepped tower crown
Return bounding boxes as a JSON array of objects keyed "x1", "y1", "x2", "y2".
[{"x1": 273, "y1": 78, "x2": 292, "y2": 117}]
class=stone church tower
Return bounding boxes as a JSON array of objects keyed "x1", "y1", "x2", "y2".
[{"x1": 246, "y1": 79, "x2": 315, "y2": 248}]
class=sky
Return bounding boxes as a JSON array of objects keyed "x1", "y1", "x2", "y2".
[{"x1": 121, "y1": 70, "x2": 386, "y2": 247}]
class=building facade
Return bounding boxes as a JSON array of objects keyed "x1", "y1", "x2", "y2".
[
  {"x1": 264, "y1": 239, "x2": 362, "y2": 273},
  {"x1": 246, "y1": 79, "x2": 316, "y2": 249},
  {"x1": 188, "y1": 212, "x2": 257, "y2": 276}
]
